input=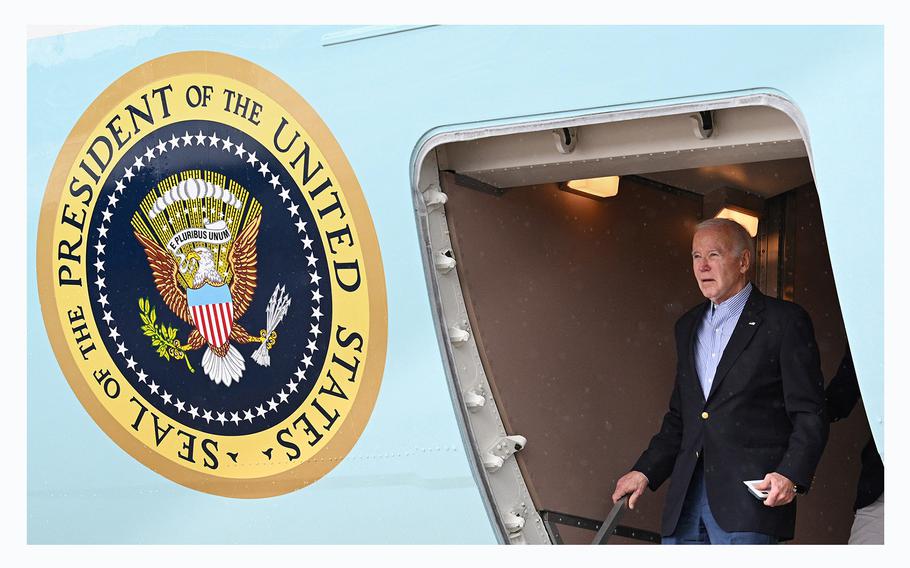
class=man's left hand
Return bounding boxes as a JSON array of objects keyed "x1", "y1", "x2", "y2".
[{"x1": 756, "y1": 472, "x2": 797, "y2": 507}]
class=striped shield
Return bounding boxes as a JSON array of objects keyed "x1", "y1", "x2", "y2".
[{"x1": 187, "y1": 284, "x2": 234, "y2": 348}]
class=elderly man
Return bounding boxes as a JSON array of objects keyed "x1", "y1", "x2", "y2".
[{"x1": 612, "y1": 218, "x2": 828, "y2": 544}]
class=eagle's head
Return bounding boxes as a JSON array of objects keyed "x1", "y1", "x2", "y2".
[{"x1": 189, "y1": 246, "x2": 224, "y2": 288}]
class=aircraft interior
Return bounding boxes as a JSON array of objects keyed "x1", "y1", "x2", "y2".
[{"x1": 418, "y1": 102, "x2": 875, "y2": 544}]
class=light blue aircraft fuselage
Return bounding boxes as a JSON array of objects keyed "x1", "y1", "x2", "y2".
[{"x1": 27, "y1": 25, "x2": 882, "y2": 543}]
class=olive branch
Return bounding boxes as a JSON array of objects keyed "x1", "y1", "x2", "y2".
[{"x1": 138, "y1": 297, "x2": 195, "y2": 373}]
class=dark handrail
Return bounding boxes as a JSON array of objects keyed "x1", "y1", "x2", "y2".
[
  {"x1": 539, "y1": 497, "x2": 662, "y2": 544},
  {"x1": 592, "y1": 495, "x2": 630, "y2": 544}
]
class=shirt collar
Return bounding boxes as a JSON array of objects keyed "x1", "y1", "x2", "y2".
[{"x1": 711, "y1": 281, "x2": 752, "y2": 311}]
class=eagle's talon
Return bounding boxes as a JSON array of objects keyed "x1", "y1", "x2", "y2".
[
  {"x1": 258, "y1": 329, "x2": 278, "y2": 349},
  {"x1": 167, "y1": 339, "x2": 195, "y2": 372}
]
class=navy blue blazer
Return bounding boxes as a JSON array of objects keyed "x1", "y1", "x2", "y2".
[{"x1": 632, "y1": 286, "x2": 828, "y2": 540}]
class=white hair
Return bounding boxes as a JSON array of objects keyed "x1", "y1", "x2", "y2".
[{"x1": 695, "y1": 218, "x2": 754, "y2": 258}]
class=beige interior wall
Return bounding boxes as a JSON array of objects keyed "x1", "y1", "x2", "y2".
[{"x1": 441, "y1": 174, "x2": 704, "y2": 543}]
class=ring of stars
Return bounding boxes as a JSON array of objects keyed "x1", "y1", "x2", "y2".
[{"x1": 90, "y1": 126, "x2": 330, "y2": 427}]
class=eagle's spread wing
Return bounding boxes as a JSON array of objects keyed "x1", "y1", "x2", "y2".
[
  {"x1": 228, "y1": 213, "x2": 261, "y2": 319},
  {"x1": 133, "y1": 231, "x2": 191, "y2": 324}
]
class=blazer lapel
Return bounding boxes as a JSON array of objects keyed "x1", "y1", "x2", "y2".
[
  {"x1": 686, "y1": 303, "x2": 709, "y2": 401},
  {"x1": 706, "y1": 287, "x2": 766, "y2": 402}
]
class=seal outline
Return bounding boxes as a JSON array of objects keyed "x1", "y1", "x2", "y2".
[{"x1": 37, "y1": 51, "x2": 388, "y2": 498}]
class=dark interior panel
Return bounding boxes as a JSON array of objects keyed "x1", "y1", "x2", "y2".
[{"x1": 789, "y1": 183, "x2": 874, "y2": 544}]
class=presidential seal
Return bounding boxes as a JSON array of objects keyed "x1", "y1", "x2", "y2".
[{"x1": 37, "y1": 52, "x2": 387, "y2": 497}]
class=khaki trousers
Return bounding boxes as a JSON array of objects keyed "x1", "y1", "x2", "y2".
[{"x1": 848, "y1": 494, "x2": 884, "y2": 544}]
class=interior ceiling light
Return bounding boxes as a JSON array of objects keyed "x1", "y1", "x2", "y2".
[
  {"x1": 704, "y1": 187, "x2": 764, "y2": 238},
  {"x1": 564, "y1": 176, "x2": 620, "y2": 200},
  {"x1": 714, "y1": 206, "x2": 759, "y2": 238}
]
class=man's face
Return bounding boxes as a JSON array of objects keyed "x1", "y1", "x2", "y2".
[{"x1": 692, "y1": 226, "x2": 750, "y2": 304}]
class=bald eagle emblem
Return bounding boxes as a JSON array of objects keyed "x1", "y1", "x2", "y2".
[{"x1": 132, "y1": 178, "x2": 290, "y2": 386}]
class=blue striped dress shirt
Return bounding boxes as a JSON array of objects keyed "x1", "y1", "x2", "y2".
[{"x1": 694, "y1": 282, "x2": 753, "y2": 399}]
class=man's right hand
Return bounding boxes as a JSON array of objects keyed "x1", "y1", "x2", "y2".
[{"x1": 612, "y1": 471, "x2": 649, "y2": 510}]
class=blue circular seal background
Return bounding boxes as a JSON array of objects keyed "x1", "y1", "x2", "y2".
[{"x1": 86, "y1": 119, "x2": 333, "y2": 436}]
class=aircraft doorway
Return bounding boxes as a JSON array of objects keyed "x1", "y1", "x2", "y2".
[{"x1": 413, "y1": 98, "x2": 876, "y2": 544}]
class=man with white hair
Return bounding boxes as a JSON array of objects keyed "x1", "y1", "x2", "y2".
[{"x1": 611, "y1": 218, "x2": 828, "y2": 544}]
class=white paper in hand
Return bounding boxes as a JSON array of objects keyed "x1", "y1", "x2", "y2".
[{"x1": 743, "y1": 479, "x2": 769, "y2": 500}]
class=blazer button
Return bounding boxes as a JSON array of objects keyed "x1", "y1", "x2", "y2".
[{"x1": 701, "y1": 411, "x2": 710, "y2": 420}]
